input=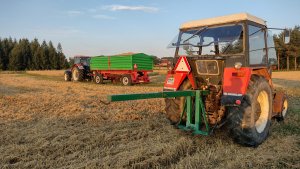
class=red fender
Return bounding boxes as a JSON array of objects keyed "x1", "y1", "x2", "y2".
[{"x1": 222, "y1": 67, "x2": 252, "y2": 95}]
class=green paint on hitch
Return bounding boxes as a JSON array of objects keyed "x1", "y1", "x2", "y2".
[{"x1": 108, "y1": 90, "x2": 198, "y2": 102}]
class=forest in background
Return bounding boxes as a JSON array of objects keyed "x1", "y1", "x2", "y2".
[{"x1": 0, "y1": 38, "x2": 69, "y2": 71}]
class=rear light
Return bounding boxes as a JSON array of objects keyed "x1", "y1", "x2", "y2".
[{"x1": 235, "y1": 100, "x2": 241, "y2": 105}]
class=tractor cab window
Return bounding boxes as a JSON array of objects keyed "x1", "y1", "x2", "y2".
[
  {"x1": 249, "y1": 25, "x2": 267, "y2": 65},
  {"x1": 267, "y1": 30, "x2": 277, "y2": 65},
  {"x1": 168, "y1": 24, "x2": 244, "y2": 56},
  {"x1": 74, "y1": 57, "x2": 90, "y2": 66}
]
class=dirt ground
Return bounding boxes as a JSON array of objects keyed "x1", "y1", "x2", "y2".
[{"x1": 0, "y1": 71, "x2": 299, "y2": 169}]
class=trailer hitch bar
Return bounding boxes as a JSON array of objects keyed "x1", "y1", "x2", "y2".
[{"x1": 107, "y1": 90, "x2": 211, "y2": 136}]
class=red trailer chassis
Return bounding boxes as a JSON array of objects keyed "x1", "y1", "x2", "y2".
[{"x1": 91, "y1": 69, "x2": 151, "y2": 85}]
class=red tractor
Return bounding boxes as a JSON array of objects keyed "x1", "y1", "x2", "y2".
[
  {"x1": 64, "y1": 56, "x2": 92, "y2": 82},
  {"x1": 162, "y1": 13, "x2": 289, "y2": 146},
  {"x1": 103, "y1": 13, "x2": 290, "y2": 147}
]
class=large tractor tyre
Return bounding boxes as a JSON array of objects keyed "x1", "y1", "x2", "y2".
[
  {"x1": 227, "y1": 75, "x2": 273, "y2": 147},
  {"x1": 164, "y1": 80, "x2": 192, "y2": 124},
  {"x1": 64, "y1": 72, "x2": 71, "y2": 81},
  {"x1": 94, "y1": 74, "x2": 103, "y2": 84},
  {"x1": 276, "y1": 96, "x2": 288, "y2": 122},
  {"x1": 72, "y1": 67, "x2": 84, "y2": 82},
  {"x1": 121, "y1": 75, "x2": 132, "y2": 86}
]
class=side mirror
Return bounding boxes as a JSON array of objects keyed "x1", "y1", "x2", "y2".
[{"x1": 284, "y1": 30, "x2": 290, "y2": 44}]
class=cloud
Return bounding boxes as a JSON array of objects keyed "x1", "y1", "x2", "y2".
[
  {"x1": 92, "y1": 14, "x2": 116, "y2": 20},
  {"x1": 103, "y1": 5, "x2": 159, "y2": 13},
  {"x1": 67, "y1": 10, "x2": 84, "y2": 16}
]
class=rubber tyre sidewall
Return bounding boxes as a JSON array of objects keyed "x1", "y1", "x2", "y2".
[
  {"x1": 94, "y1": 74, "x2": 103, "y2": 84},
  {"x1": 227, "y1": 75, "x2": 273, "y2": 147},
  {"x1": 64, "y1": 72, "x2": 71, "y2": 81},
  {"x1": 164, "y1": 80, "x2": 192, "y2": 124},
  {"x1": 277, "y1": 96, "x2": 288, "y2": 121},
  {"x1": 72, "y1": 67, "x2": 84, "y2": 82},
  {"x1": 121, "y1": 75, "x2": 132, "y2": 86}
]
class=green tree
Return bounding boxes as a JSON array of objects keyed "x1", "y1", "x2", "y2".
[
  {"x1": 40, "y1": 40, "x2": 50, "y2": 70},
  {"x1": 57, "y1": 43, "x2": 69, "y2": 69},
  {"x1": 9, "y1": 42, "x2": 23, "y2": 70},
  {"x1": 30, "y1": 39, "x2": 40, "y2": 70},
  {"x1": 48, "y1": 41, "x2": 58, "y2": 69},
  {"x1": 1, "y1": 37, "x2": 16, "y2": 70},
  {"x1": 274, "y1": 26, "x2": 300, "y2": 70}
]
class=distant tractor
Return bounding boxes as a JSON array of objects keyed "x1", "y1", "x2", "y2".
[
  {"x1": 64, "y1": 56, "x2": 92, "y2": 82},
  {"x1": 107, "y1": 13, "x2": 290, "y2": 147}
]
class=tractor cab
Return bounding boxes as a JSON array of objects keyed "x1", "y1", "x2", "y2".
[
  {"x1": 165, "y1": 13, "x2": 288, "y2": 90},
  {"x1": 64, "y1": 56, "x2": 92, "y2": 82},
  {"x1": 74, "y1": 56, "x2": 91, "y2": 66}
]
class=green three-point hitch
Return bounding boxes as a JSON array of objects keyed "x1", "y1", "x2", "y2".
[{"x1": 107, "y1": 90, "x2": 210, "y2": 136}]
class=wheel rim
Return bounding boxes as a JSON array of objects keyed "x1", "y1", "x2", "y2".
[
  {"x1": 123, "y1": 77, "x2": 129, "y2": 85},
  {"x1": 64, "y1": 74, "x2": 68, "y2": 81},
  {"x1": 95, "y1": 76, "x2": 100, "y2": 83},
  {"x1": 73, "y1": 70, "x2": 78, "y2": 81},
  {"x1": 255, "y1": 90, "x2": 269, "y2": 133},
  {"x1": 282, "y1": 99, "x2": 288, "y2": 117}
]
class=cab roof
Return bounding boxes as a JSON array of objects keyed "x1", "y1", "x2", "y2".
[{"x1": 180, "y1": 13, "x2": 266, "y2": 29}]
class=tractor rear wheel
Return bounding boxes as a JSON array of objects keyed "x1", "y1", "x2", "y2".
[
  {"x1": 72, "y1": 67, "x2": 84, "y2": 81},
  {"x1": 227, "y1": 75, "x2": 272, "y2": 147},
  {"x1": 164, "y1": 80, "x2": 192, "y2": 124}
]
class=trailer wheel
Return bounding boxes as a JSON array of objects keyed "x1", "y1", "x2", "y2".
[
  {"x1": 121, "y1": 75, "x2": 132, "y2": 86},
  {"x1": 94, "y1": 74, "x2": 103, "y2": 84},
  {"x1": 164, "y1": 80, "x2": 192, "y2": 124},
  {"x1": 276, "y1": 96, "x2": 288, "y2": 121},
  {"x1": 72, "y1": 67, "x2": 84, "y2": 81},
  {"x1": 64, "y1": 72, "x2": 71, "y2": 81},
  {"x1": 227, "y1": 75, "x2": 272, "y2": 147}
]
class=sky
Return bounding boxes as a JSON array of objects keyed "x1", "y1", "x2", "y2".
[{"x1": 0, "y1": 0, "x2": 299, "y2": 58}]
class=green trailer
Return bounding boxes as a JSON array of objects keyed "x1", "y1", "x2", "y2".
[{"x1": 90, "y1": 53, "x2": 153, "y2": 85}]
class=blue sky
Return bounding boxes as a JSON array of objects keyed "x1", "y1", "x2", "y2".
[{"x1": 0, "y1": 0, "x2": 299, "y2": 58}]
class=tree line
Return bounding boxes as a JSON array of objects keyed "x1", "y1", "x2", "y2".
[
  {"x1": 274, "y1": 26, "x2": 300, "y2": 70},
  {"x1": 0, "y1": 37, "x2": 69, "y2": 71}
]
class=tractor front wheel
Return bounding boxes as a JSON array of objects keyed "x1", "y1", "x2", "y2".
[
  {"x1": 227, "y1": 75, "x2": 272, "y2": 147},
  {"x1": 64, "y1": 72, "x2": 71, "y2": 81},
  {"x1": 276, "y1": 96, "x2": 288, "y2": 121}
]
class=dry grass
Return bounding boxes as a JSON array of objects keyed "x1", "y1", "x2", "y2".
[
  {"x1": 26, "y1": 70, "x2": 65, "y2": 77},
  {"x1": 0, "y1": 71, "x2": 299, "y2": 169}
]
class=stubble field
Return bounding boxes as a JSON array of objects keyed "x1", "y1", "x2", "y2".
[{"x1": 0, "y1": 70, "x2": 299, "y2": 168}]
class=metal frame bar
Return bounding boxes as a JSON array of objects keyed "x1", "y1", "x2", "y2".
[
  {"x1": 177, "y1": 90, "x2": 210, "y2": 135},
  {"x1": 108, "y1": 90, "x2": 210, "y2": 136}
]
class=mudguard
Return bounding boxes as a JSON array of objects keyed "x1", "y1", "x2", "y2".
[{"x1": 221, "y1": 67, "x2": 252, "y2": 105}]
